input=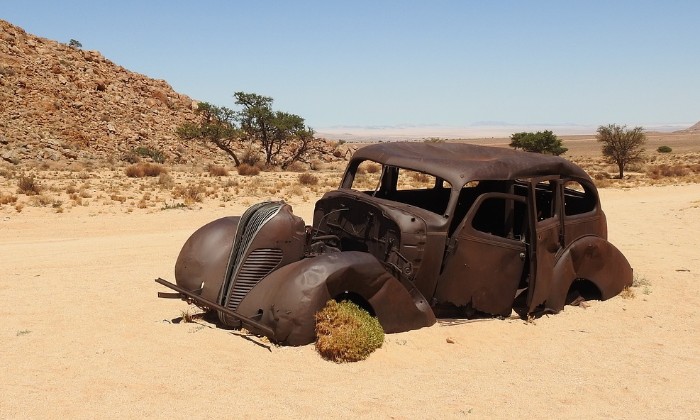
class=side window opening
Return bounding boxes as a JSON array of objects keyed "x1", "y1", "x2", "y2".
[
  {"x1": 471, "y1": 196, "x2": 528, "y2": 240},
  {"x1": 533, "y1": 180, "x2": 556, "y2": 221},
  {"x1": 564, "y1": 180, "x2": 596, "y2": 216}
]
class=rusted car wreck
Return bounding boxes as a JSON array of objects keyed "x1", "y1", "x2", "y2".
[{"x1": 156, "y1": 142, "x2": 633, "y2": 345}]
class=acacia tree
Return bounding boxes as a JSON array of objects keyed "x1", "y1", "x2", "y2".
[
  {"x1": 176, "y1": 102, "x2": 241, "y2": 165},
  {"x1": 596, "y1": 124, "x2": 646, "y2": 179},
  {"x1": 509, "y1": 130, "x2": 567, "y2": 156},
  {"x1": 234, "y1": 92, "x2": 316, "y2": 168}
]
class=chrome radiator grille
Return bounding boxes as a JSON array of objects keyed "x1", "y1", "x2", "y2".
[
  {"x1": 220, "y1": 202, "x2": 284, "y2": 312},
  {"x1": 225, "y1": 248, "x2": 283, "y2": 310}
]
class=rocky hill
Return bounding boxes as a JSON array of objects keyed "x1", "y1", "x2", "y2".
[
  {"x1": 680, "y1": 121, "x2": 700, "y2": 133},
  {"x1": 1, "y1": 20, "x2": 346, "y2": 168}
]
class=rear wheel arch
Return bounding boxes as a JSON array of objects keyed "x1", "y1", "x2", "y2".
[{"x1": 544, "y1": 235, "x2": 633, "y2": 312}]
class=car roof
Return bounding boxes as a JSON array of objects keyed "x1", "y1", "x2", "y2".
[{"x1": 350, "y1": 142, "x2": 592, "y2": 188}]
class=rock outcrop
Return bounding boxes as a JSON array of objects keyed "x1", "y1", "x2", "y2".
[{"x1": 0, "y1": 19, "x2": 232, "y2": 166}]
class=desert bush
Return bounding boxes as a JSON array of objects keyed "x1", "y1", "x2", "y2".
[
  {"x1": 365, "y1": 163, "x2": 381, "y2": 174},
  {"x1": 17, "y1": 176, "x2": 41, "y2": 195},
  {"x1": 0, "y1": 194, "x2": 18, "y2": 205},
  {"x1": 241, "y1": 147, "x2": 262, "y2": 166},
  {"x1": 298, "y1": 172, "x2": 318, "y2": 186},
  {"x1": 237, "y1": 163, "x2": 260, "y2": 176},
  {"x1": 207, "y1": 165, "x2": 229, "y2": 177},
  {"x1": 285, "y1": 161, "x2": 307, "y2": 172},
  {"x1": 134, "y1": 146, "x2": 165, "y2": 163},
  {"x1": 125, "y1": 163, "x2": 167, "y2": 178},
  {"x1": 173, "y1": 184, "x2": 205, "y2": 204},
  {"x1": 657, "y1": 145, "x2": 672, "y2": 153},
  {"x1": 122, "y1": 151, "x2": 140, "y2": 164},
  {"x1": 647, "y1": 164, "x2": 690, "y2": 179},
  {"x1": 157, "y1": 172, "x2": 174, "y2": 188},
  {"x1": 315, "y1": 300, "x2": 384, "y2": 363}
]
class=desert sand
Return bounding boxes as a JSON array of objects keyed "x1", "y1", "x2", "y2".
[{"x1": 1, "y1": 183, "x2": 699, "y2": 419}]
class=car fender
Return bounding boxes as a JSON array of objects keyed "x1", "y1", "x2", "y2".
[
  {"x1": 236, "y1": 251, "x2": 436, "y2": 346},
  {"x1": 544, "y1": 235, "x2": 633, "y2": 312},
  {"x1": 175, "y1": 216, "x2": 239, "y2": 303}
]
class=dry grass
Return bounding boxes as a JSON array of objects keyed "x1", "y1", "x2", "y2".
[
  {"x1": 125, "y1": 163, "x2": 168, "y2": 178},
  {"x1": 0, "y1": 193, "x2": 18, "y2": 205},
  {"x1": 206, "y1": 165, "x2": 229, "y2": 177},
  {"x1": 298, "y1": 172, "x2": 318, "y2": 186},
  {"x1": 237, "y1": 164, "x2": 260, "y2": 176},
  {"x1": 17, "y1": 176, "x2": 41, "y2": 195},
  {"x1": 1, "y1": 137, "x2": 699, "y2": 215}
]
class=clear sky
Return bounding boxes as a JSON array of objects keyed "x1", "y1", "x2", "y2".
[{"x1": 3, "y1": 1, "x2": 699, "y2": 131}]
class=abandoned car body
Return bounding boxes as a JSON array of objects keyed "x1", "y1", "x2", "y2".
[{"x1": 156, "y1": 142, "x2": 633, "y2": 345}]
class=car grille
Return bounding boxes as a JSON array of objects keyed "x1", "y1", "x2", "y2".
[{"x1": 221, "y1": 202, "x2": 284, "y2": 312}]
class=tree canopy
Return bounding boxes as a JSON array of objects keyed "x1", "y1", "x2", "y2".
[
  {"x1": 176, "y1": 92, "x2": 316, "y2": 169},
  {"x1": 509, "y1": 131, "x2": 567, "y2": 156},
  {"x1": 596, "y1": 124, "x2": 646, "y2": 179},
  {"x1": 176, "y1": 102, "x2": 241, "y2": 165},
  {"x1": 234, "y1": 92, "x2": 316, "y2": 169}
]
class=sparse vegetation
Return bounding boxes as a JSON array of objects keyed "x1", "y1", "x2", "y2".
[
  {"x1": 237, "y1": 163, "x2": 260, "y2": 176},
  {"x1": 619, "y1": 286, "x2": 635, "y2": 299},
  {"x1": 17, "y1": 176, "x2": 41, "y2": 195},
  {"x1": 597, "y1": 124, "x2": 646, "y2": 179},
  {"x1": 207, "y1": 165, "x2": 229, "y2": 177},
  {"x1": 657, "y1": 145, "x2": 672, "y2": 153},
  {"x1": 298, "y1": 172, "x2": 318, "y2": 185},
  {"x1": 314, "y1": 300, "x2": 384, "y2": 363},
  {"x1": 67, "y1": 39, "x2": 82, "y2": 49},
  {"x1": 125, "y1": 163, "x2": 167, "y2": 178},
  {"x1": 134, "y1": 146, "x2": 165, "y2": 163},
  {"x1": 509, "y1": 131, "x2": 567, "y2": 156}
]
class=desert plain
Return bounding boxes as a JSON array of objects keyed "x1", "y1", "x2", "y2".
[{"x1": 1, "y1": 134, "x2": 700, "y2": 419}]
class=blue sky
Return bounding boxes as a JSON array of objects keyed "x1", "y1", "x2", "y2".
[{"x1": 3, "y1": 1, "x2": 699, "y2": 131}]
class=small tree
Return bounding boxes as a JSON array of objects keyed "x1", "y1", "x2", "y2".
[
  {"x1": 68, "y1": 39, "x2": 82, "y2": 49},
  {"x1": 234, "y1": 92, "x2": 317, "y2": 168},
  {"x1": 509, "y1": 130, "x2": 567, "y2": 156},
  {"x1": 596, "y1": 124, "x2": 646, "y2": 179},
  {"x1": 176, "y1": 102, "x2": 241, "y2": 165}
]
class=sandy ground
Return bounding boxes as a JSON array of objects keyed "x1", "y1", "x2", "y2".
[{"x1": 1, "y1": 183, "x2": 699, "y2": 419}]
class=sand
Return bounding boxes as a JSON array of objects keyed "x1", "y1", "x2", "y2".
[{"x1": 1, "y1": 184, "x2": 699, "y2": 419}]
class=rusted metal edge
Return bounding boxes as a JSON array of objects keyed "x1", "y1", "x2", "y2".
[{"x1": 154, "y1": 277, "x2": 276, "y2": 340}]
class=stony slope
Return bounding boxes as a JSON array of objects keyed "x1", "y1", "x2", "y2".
[{"x1": 0, "y1": 20, "x2": 237, "y2": 166}]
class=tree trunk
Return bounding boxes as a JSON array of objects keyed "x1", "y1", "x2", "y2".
[
  {"x1": 618, "y1": 162, "x2": 624, "y2": 179},
  {"x1": 212, "y1": 140, "x2": 241, "y2": 166}
]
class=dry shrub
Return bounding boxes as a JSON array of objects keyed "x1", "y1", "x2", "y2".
[
  {"x1": 125, "y1": 163, "x2": 167, "y2": 178},
  {"x1": 310, "y1": 160, "x2": 325, "y2": 171},
  {"x1": 17, "y1": 176, "x2": 41, "y2": 195},
  {"x1": 241, "y1": 147, "x2": 262, "y2": 166},
  {"x1": 619, "y1": 286, "x2": 635, "y2": 299},
  {"x1": 110, "y1": 194, "x2": 126, "y2": 203},
  {"x1": 158, "y1": 172, "x2": 174, "y2": 189},
  {"x1": 365, "y1": 163, "x2": 381, "y2": 174},
  {"x1": 173, "y1": 184, "x2": 205, "y2": 204},
  {"x1": 288, "y1": 185, "x2": 304, "y2": 196},
  {"x1": 0, "y1": 194, "x2": 18, "y2": 205},
  {"x1": 207, "y1": 165, "x2": 229, "y2": 177},
  {"x1": 298, "y1": 172, "x2": 318, "y2": 186},
  {"x1": 647, "y1": 164, "x2": 690, "y2": 179},
  {"x1": 410, "y1": 171, "x2": 430, "y2": 183},
  {"x1": 285, "y1": 161, "x2": 307, "y2": 172},
  {"x1": 315, "y1": 300, "x2": 384, "y2": 363},
  {"x1": 237, "y1": 163, "x2": 260, "y2": 176}
]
